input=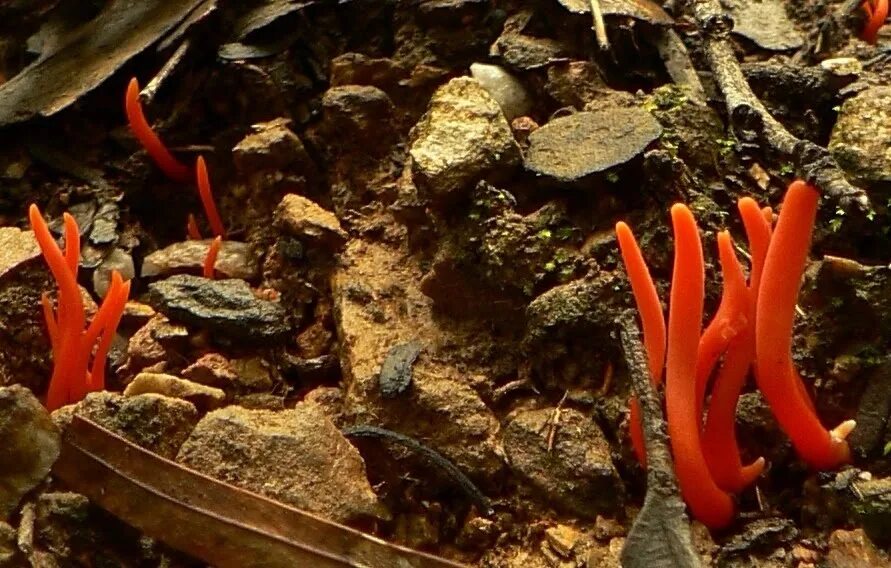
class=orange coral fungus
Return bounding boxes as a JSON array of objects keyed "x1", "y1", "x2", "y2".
[
  {"x1": 125, "y1": 77, "x2": 191, "y2": 182},
  {"x1": 862, "y1": 0, "x2": 889, "y2": 44},
  {"x1": 195, "y1": 156, "x2": 226, "y2": 238},
  {"x1": 700, "y1": 230, "x2": 765, "y2": 493},
  {"x1": 615, "y1": 222, "x2": 666, "y2": 468},
  {"x1": 203, "y1": 236, "x2": 223, "y2": 279},
  {"x1": 30, "y1": 204, "x2": 131, "y2": 411},
  {"x1": 665, "y1": 204, "x2": 735, "y2": 529},
  {"x1": 755, "y1": 181, "x2": 855, "y2": 470}
]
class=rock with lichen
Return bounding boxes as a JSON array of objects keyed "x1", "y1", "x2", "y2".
[
  {"x1": 502, "y1": 407, "x2": 623, "y2": 519},
  {"x1": 0, "y1": 385, "x2": 60, "y2": 519},
  {"x1": 57, "y1": 391, "x2": 199, "y2": 460},
  {"x1": 829, "y1": 86, "x2": 891, "y2": 186},
  {"x1": 176, "y1": 403, "x2": 387, "y2": 524},
  {"x1": 409, "y1": 77, "x2": 519, "y2": 203}
]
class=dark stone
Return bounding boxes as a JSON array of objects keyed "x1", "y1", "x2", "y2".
[
  {"x1": 379, "y1": 340, "x2": 422, "y2": 398},
  {"x1": 147, "y1": 275, "x2": 290, "y2": 342}
]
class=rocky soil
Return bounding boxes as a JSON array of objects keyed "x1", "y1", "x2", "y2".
[{"x1": 1, "y1": 0, "x2": 891, "y2": 567}]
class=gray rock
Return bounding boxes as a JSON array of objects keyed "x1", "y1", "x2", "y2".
[
  {"x1": 147, "y1": 275, "x2": 290, "y2": 342},
  {"x1": 830, "y1": 86, "x2": 891, "y2": 185},
  {"x1": 141, "y1": 240, "x2": 259, "y2": 281},
  {"x1": 850, "y1": 476, "x2": 891, "y2": 546},
  {"x1": 490, "y1": 12, "x2": 568, "y2": 70},
  {"x1": 176, "y1": 403, "x2": 387, "y2": 524},
  {"x1": 274, "y1": 194, "x2": 347, "y2": 250},
  {"x1": 124, "y1": 372, "x2": 226, "y2": 410},
  {"x1": 556, "y1": 0, "x2": 673, "y2": 25},
  {"x1": 409, "y1": 77, "x2": 519, "y2": 202},
  {"x1": 502, "y1": 407, "x2": 623, "y2": 518},
  {"x1": 0, "y1": 385, "x2": 60, "y2": 519},
  {"x1": 92, "y1": 248, "x2": 135, "y2": 298},
  {"x1": 0, "y1": 227, "x2": 39, "y2": 279},
  {"x1": 63, "y1": 391, "x2": 199, "y2": 459},
  {"x1": 321, "y1": 85, "x2": 396, "y2": 153},
  {"x1": 717, "y1": 518, "x2": 798, "y2": 563},
  {"x1": 469, "y1": 63, "x2": 532, "y2": 121},
  {"x1": 525, "y1": 108, "x2": 662, "y2": 182},
  {"x1": 726, "y1": 0, "x2": 804, "y2": 51},
  {"x1": 232, "y1": 118, "x2": 313, "y2": 174}
]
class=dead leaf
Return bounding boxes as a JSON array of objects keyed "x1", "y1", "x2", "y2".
[
  {"x1": 53, "y1": 416, "x2": 469, "y2": 568},
  {"x1": 0, "y1": 0, "x2": 210, "y2": 126},
  {"x1": 556, "y1": 0, "x2": 674, "y2": 26}
]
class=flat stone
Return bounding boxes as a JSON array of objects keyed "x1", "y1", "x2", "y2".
[
  {"x1": 0, "y1": 228, "x2": 39, "y2": 279},
  {"x1": 274, "y1": 194, "x2": 347, "y2": 250},
  {"x1": 141, "y1": 240, "x2": 259, "y2": 281},
  {"x1": 556, "y1": 0, "x2": 673, "y2": 25},
  {"x1": 502, "y1": 407, "x2": 623, "y2": 519},
  {"x1": 409, "y1": 77, "x2": 519, "y2": 202},
  {"x1": 525, "y1": 108, "x2": 661, "y2": 182},
  {"x1": 830, "y1": 86, "x2": 891, "y2": 185},
  {"x1": 147, "y1": 275, "x2": 290, "y2": 342},
  {"x1": 124, "y1": 372, "x2": 226, "y2": 410},
  {"x1": 64, "y1": 391, "x2": 199, "y2": 459},
  {"x1": 0, "y1": 386, "x2": 60, "y2": 519},
  {"x1": 725, "y1": 0, "x2": 804, "y2": 51},
  {"x1": 176, "y1": 403, "x2": 387, "y2": 524}
]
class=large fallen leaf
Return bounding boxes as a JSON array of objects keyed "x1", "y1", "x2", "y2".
[
  {"x1": 0, "y1": 0, "x2": 209, "y2": 126},
  {"x1": 52, "y1": 416, "x2": 468, "y2": 568}
]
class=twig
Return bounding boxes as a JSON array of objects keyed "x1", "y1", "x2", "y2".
[
  {"x1": 342, "y1": 425, "x2": 494, "y2": 516},
  {"x1": 546, "y1": 391, "x2": 570, "y2": 453},
  {"x1": 685, "y1": 0, "x2": 870, "y2": 214},
  {"x1": 589, "y1": 0, "x2": 610, "y2": 50},
  {"x1": 617, "y1": 312, "x2": 699, "y2": 568}
]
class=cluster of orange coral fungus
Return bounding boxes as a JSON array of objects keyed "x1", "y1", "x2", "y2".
[
  {"x1": 125, "y1": 77, "x2": 226, "y2": 278},
  {"x1": 616, "y1": 180, "x2": 855, "y2": 529},
  {"x1": 862, "y1": 0, "x2": 889, "y2": 44},
  {"x1": 30, "y1": 205, "x2": 131, "y2": 411}
]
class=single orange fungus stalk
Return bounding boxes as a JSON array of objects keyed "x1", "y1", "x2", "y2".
[
  {"x1": 700, "y1": 231, "x2": 765, "y2": 493},
  {"x1": 30, "y1": 204, "x2": 131, "y2": 410},
  {"x1": 125, "y1": 77, "x2": 192, "y2": 182},
  {"x1": 615, "y1": 221, "x2": 666, "y2": 468},
  {"x1": 665, "y1": 204, "x2": 734, "y2": 530},
  {"x1": 196, "y1": 156, "x2": 226, "y2": 238},
  {"x1": 862, "y1": 0, "x2": 889, "y2": 44},
  {"x1": 754, "y1": 181, "x2": 855, "y2": 470},
  {"x1": 187, "y1": 213, "x2": 202, "y2": 240},
  {"x1": 203, "y1": 236, "x2": 223, "y2": 279}
]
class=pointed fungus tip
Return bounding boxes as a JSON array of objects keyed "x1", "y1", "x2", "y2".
[{"x1": 831, "y1": 420, "x2": 857, "y2": 442}]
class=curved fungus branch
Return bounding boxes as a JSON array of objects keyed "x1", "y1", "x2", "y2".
[
  {"x1": 615, "y1": 221, "x2": 666, "y2": 468},
  {"x1": 701, "y1": 231, "x2": 764, "y2": 493},
  {"x1": 125, "y1": 77, "x2": 192, "y2": 183},
  {"x1": 196, "y1": 156, "x2": 226, "y2": 239},
  {"x1": 665, "y1": 204, "x2": 734, "y2": 530},
  {"x1": 754, "y1": 181, "x2": 855, "y2": 470},
  {"x1": 862, "y1": 0, "x2": 889, "y2": 44}
]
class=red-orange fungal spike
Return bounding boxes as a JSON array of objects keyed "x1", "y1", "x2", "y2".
[
  {"x1": 196, "y1": 156, "x2": 226, "y2": 238},
  {"x1": 203, "y1": 236, "x2": 223, "y2": 279},
  {"x1": 755, "y1": 181, "x2": 854, "y2": 470},
  {"x1": 665, "y1": 204, "x2": 734, "y2": 529},
  {"x1": 615, "y1": 221, "x2": 666, "y2": 468},
  {"x1": 862, "y1": 0, "x2": 888, "y2": 44},
  {"x1": 701, "y1": 232, "x2": 764, "y2": 493},
  {"x1": 125, "y1": 77, "x2": 192, "y2": 182}
]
